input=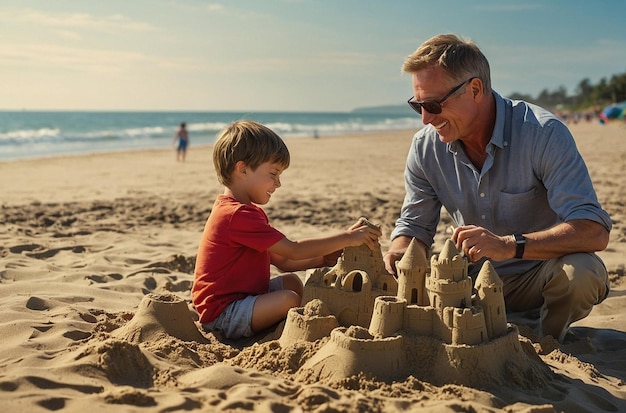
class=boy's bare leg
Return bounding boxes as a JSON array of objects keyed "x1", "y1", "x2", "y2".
[
  {"x1": 280, "y1": 272, "x2": 304, "y2": 296},
  {"x1": 251, "y1": 290, "x2": 301, "y2": 333}
]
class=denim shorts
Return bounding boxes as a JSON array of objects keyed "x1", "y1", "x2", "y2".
[{"x1": 203, "y1": 277, "x2": 283, "y2": 340}]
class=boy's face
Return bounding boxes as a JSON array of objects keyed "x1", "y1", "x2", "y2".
[{"x1": 241, "y1": 161, "x2": 285, "y2": 205}]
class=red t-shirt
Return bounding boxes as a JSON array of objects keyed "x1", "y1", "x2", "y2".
[{"x1": 192, "y1": 195, "x2": 285, "y2": 323}]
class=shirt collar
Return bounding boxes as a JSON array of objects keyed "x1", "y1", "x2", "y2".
[
  {"x1": 447, "y1": 90, "x2": 507, "y2": 155},
  {"x1": 490, "y1": 91, "x2": 507, "y2": 149}
]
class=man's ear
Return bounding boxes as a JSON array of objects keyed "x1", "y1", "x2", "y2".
[{"x1": 470, "y1": 77, "x2": 483, "y2": 100}]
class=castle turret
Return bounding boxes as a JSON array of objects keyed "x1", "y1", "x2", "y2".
[
  {"x1": 369, "y1": 296, "x2": 406, "y2": 338},
  {"x1": 430, "y1": 239, "x2": 468, "y2": 281},
  {"x1": 474, "y1": 260, "x2": 507, "y2": 339},
  {"x1": 396, "y1": 238, "x2": 428, "y2": 305},
  {"x1": 426, "y1": 239, "x2": 472, "y2": 311}
]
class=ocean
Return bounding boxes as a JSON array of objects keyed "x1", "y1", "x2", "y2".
[{"x1": 0, "y1": 110, "x2": 423, "y2": 161}]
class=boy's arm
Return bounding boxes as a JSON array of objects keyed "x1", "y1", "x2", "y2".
[
  {"x1": 270, "y1": 249, "x2": 342, "y2": 272},
  {"x1": 267, "y1": 223, "x2": 381, "y2": 262},
  {"x1": 270, "y1": 252, "x2": 323, "y2": 272}
]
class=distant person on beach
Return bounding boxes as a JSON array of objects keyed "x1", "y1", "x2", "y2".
[
  {"x1": 173, "y1": 122, "x2": 189, "y2": 162},
  {"x1": 192, "y1": 120, "x2": 381, "y2": 340},
  {"x1": 383, "y1": 34, "x2": 612, "y2": 343}
]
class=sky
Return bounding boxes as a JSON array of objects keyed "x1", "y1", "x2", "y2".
[{"x1": 1, "y1": 0, "x2": 625, "y2": 112}]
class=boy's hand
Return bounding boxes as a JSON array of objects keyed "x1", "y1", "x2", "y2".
[{"x1": 347, "y1": 224, "x2": 382, "y2": 251}]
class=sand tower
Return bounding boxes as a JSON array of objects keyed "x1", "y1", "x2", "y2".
[
  {"x1": 396, "y1": 237, "x2": 429, "y2": 306},
  {"x1": 426, "y1": 239, "x2": 471, "y2": 311},
  {"x1": 474, "y1": 260, "x2": 507, "y2": 339}
]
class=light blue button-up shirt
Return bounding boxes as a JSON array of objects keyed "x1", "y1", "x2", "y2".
[{"x1": 390, "y1": 91, "x2": 612, "y2": 276}]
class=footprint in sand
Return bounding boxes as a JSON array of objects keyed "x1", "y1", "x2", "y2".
[
  {"x1": 63, "y1": 330, "x2": 92, "y2": 341},
  {"x1": 26, "y1": 376, "x2": 102, "y2": 394},
  {"x1": 25, "y1": 245, "x2": 86, "y2": 259},
  {"x1": 9, "y1": 244, "x2": 42, "y2": 254},
  {"x1": 25, "y1": 296, "x2": 51, "y2": 311},
  {"x1": 85, "y1": 273, "x2": 123, "y2": 284}
]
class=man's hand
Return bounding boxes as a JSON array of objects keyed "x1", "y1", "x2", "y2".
[
  {"x1": 383, "y1": 250, "x2": 404, "y2": 275},
  {"x1": 451, "y1": 225, "x2": 514, "y2": 262},
  {"x1": 382, "y1": 235, "x2": 416, "y2": 275}
]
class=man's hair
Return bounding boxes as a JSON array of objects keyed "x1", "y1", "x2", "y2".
[
  {"x1": 213, "y1": 120, "x2": 290, "y2": 187},
  {"x1": 402, "y1": 33, "x2": 492, "y2": 94}
]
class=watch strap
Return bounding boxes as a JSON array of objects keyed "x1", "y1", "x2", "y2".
[{"x1": 513, "y1": 233, "x2": 525, "y2": 259}]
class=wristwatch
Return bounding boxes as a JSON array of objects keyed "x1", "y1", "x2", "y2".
[{"x1": 513, "y1": 234, "x2": 526, "y2": 259}]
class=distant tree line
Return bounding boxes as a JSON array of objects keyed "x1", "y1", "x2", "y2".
[{"x1": 508, "y1": 70, "x2": 626, "y2": 111}]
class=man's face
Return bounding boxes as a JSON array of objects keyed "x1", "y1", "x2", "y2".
[{"x1": 411, "y1": 66, "x2": 474, "y2": 143}]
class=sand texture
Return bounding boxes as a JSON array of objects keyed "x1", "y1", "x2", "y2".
[{"x1": 1, "y1": 123, "x2": 625, "y2": 412}]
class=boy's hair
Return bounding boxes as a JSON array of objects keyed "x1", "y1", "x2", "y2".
[
  {"x1": 402, "y1": 33, "x2": 492, "y2": 95},
  {"x1": 213, "y1": 120, "x2": 290, "y2": 187}
]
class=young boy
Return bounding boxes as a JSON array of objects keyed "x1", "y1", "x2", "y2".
[{"x1": 193, "y1": 120, "x2": 381, "y2": 340}]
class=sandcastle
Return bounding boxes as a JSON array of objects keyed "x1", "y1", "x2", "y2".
[
  {"x1": 281, "y1": 219, "x2": 550, "y2": 387},
  {"x1": 111, "y1": 219, "x2": 551, "y2": 389}
]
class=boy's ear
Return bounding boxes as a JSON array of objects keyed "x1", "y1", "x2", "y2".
[{"x1": 235, "y1": 161, "x2": 247, "y2": 175}]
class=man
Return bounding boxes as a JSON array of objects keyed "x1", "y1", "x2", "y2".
[{"x1": 384, "y1": 34, "x2": 612, "y2": 342}]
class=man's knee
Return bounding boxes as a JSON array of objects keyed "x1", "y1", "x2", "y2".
[{"x1": 559, "y1": 253, "x2": 609, "y2": 304}]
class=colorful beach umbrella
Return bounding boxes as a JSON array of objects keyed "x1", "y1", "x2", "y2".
[{"x1": 603, "y1": 101, "x2": 626, "y2": 119}]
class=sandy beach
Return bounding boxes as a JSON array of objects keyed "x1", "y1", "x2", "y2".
[{"x1": 1, "y1": 122, "x2": 625, "y2": 412}]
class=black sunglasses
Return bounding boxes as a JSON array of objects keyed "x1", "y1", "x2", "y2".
[{"x1": 407, "y1": 77, "x2": 477, "y2": 115}]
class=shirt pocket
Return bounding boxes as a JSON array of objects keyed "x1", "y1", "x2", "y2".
[{"x1": 498, "y1": 187, "x2": 540, "y2": 233}]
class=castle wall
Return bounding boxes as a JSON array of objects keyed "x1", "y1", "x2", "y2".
[
  {"x1": 303, "y1": 286, "x2": 383, "y2": 328},
  {"x1": 403, "y1": 306, "x2": 436, "y2": 337},
  {"x1": 435, "y1": 308, "x2": 453, "y2": 343},
  {"x1": 301, "y1": 327, "x2": 408, "y2": 382},
  {"x1": 373, "y1": 273, "x2": 399, "y2": 294}
]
